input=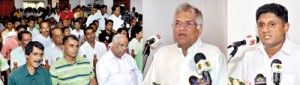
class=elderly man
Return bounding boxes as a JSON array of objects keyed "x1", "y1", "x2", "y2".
[
  {"x1": 144, "y1": 3, "x2": 228, "y2": 85},
  {"x1": 241, "y1": 3, "x2": 300, "y2": 85},
  {"x1": 96, "y1": 34, "x2": 142, "y2": 85},
  {"x1": 43, "y1": 27, "x2": 64, "y2": 66}
]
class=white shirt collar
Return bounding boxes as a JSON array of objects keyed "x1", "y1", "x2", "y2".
[{"x1": 257, "y1": 38, "x2": 291, "y2": 58}]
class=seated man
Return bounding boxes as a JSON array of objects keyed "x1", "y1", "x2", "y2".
[
  {"x1": 96, "y1": 34, "x2": 142, "y2": 85},
  {"x1": 50, "y1": 35, "x2": 96, "y2": 85},
  {"x1": 8, "y1": 41, "x2": 52, "y2": 85}
]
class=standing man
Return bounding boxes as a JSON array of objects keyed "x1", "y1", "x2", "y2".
[
  {"x1": 10, "y1": 31, "x2": 32, "y2": 70},
  {"x1": 43, "y1": 27, "x2": 64, "y2": 66},
  {"x1": 108, "y1": 4, "x2": 124, "y2": 33},
  {"x1": 50, "y1": 35, "x2": 96, "y2": 85},
  {"x1": 144, "y1": 3, "x2": 228, "y2": 85},
  {"x1": 33, "y1": 21, "x2": 52, "y2": 47},
  {"x1": 8, "y1": 41, "x2": 52, "y2": 85},
  {"x1": 78, "y1": 27, "x2": 107, "y2": 68},
  {"x1": 241, "y1": 3, "x2": 300, "y2": 84},
  {"x1": 86, "y1": 7, "x2": 105, "y2": 31},
  {"x1": 96, "y1": 34, "x2": 142, "y2": 85}
]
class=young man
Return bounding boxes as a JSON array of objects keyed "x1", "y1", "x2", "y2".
[
  {"x1": 241, "y1": 3, "x2": 300, "y2": 85},
  {"x1": 50, "y1": 35, "x2": 96, "y2": 85}
]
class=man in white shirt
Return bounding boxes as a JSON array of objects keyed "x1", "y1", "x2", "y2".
[
  {"x1": 10, "y1": 31, "x2": 32, "y2": 70},
  {"x1": 33, "y1": 22, "x2": 52, "y2": 47},
  {"x1": 78, "y1": 27, "x2": 107, "y2": 68},
  {"x1": 240, "y1": 3, "x2": 300, "y2": 85},
  {"x1": 71, "y1": 20, "x2": 84, "y2": 38},
  {"x1": 26, "y1": 18, "x2": 40, "y2": 37},
  {"x1": 144, "y1": 3, "x2": 228, "y2": 85},
  {"x1": 43, "y1": 27, "x2": 64, "y2": 66},
  {"x1": 96, "y1": 34, "x2": 142, "y2": 85},
  {"x1": 86, "y1": 7, "x2": 105, "y2": 31},
  {"x1": 108, "y1": 4, "x2": 124, "y2": 32},
  {"x1": 100, "y1": 5, "x2": 110, "y2": 19}
]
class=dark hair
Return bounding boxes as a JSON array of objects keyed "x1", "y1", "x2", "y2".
[
  {"x1": 15, "y1": 25, "x2": 27, "y2": 31},
  {"x1": 130, "y1": 25, "x2": 143, "y2": 38},
  {"x1": 117, "y1": 27, "x2": 129, "y2": 40},
  {"x1": 50, "y1": 27, "x2": 62, "y2": 38},
  {"x1": 100, "y1": 5, "x2": 107, "y2": 9},
  {"x1": 25, "y1": 41, "x2": 44, "y2": 55},
  {"x1": 105, "y1": 19, "x2": 113, "y2": 25},
  {"x1": 62, "y1": 26, "x2": 70, "y2": 33},
  {"x1": 13, "y1": 19, "x2": 21, "y2": 24},
  {"x1": 92, "y1": 20, "x2": 99, "y2": 24},
  {"x1": 95, "y1": 4, "x2": 101, "y2": 10},
  {"x1": 63, "y1": 35, "x2": 79, "y2": 45},
  {"x1": 112, "y1": 4, "x2": 120, "y2": 11},
  {"x1": 83, "y1": 26, "x2": 95, "y2": 35},
  {"x1": 18, "y1": 31, "x2": 32, "y2": 41},
  {"x1": 256, "y1": 3, "x2": 288, "y2": 25}
]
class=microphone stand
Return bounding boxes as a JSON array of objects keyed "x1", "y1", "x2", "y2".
[
  {"x1": 142, "y1": 42, "x2": 151, "y2": 72},
  {"x1": 227, "y1": 46, "x2": 238, "y2": 63}
]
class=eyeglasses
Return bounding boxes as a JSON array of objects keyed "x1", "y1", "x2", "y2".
[{"x1": 173, "y1": 21, "x2": 198, "y2": 28}]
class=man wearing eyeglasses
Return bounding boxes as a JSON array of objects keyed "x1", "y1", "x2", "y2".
[{"x1": 144, "y1": 3, "x2": 228, "y2": 85}]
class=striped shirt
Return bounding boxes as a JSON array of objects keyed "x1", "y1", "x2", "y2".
[{"x1": 50, "y1": 56, "x2": 95, "y2": 85}]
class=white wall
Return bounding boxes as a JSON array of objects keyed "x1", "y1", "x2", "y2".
[
  {"x1": 143, "y1": 0, "x2": 227, "y2": 76},
  {"x1": 130, "y1": 0, "x2": 142, "y2": 14},
  {"x1": 227, "y1": 0, "x2": 300, "y2": 78},
  {"x1": 15, "y1": 0, "x2": 48, "y2": 9}
]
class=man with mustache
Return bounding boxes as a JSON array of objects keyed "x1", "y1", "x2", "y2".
[
  {"x1": 241, "y1": 3, "x2": 300, "y2": 85},
  {"x1": 8, "y1": 41, "x2": 52, "y2": 85},
  {"x1": 33, "y1": 21, "x2": 52, "y2": 47},
  {"x1": 50, "y1": 35, "x2": 96, "y2": 85},
  {"x1": 144, "y1": 3, "x2": 228, "y2": 85}
]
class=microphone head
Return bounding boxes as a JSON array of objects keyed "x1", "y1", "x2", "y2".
[
  {"x1": 194, "y1": 53, "x2": 206, "y2": 63},
  {"x1": 271, "y1": 59, "x2": 283, "y2": 73},
  {"x1": 255, "y1": 74, "x2": 267, "y2": 85},
  {"x1": 149, "y1": 38, "x2": 155, "y2": 45},
  {"x1": 245, "y1": 35, "x2": 260, "y2": 46},
  {"x1": 189, "y1": 75, "x2": 199, "y2": 84},
  {"x1": 271, "y1": 59, "x2": 282, "y2": 66}
]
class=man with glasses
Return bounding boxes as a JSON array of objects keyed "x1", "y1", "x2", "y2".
[
  {"x1": 144, "y1": 3, "x2": 228, "y2": 85},
  {"x1": 96, "y1": 34, "x2": 142, "y2": 85}
]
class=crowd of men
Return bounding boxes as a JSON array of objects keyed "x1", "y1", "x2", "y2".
[{"x1": 0, "y1": 4, "x2": 143, "y2": 85}]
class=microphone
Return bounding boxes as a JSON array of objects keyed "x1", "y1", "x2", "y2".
[
  {"x1": 194, "y1": 53, "x2": 212, "y2": 85},
  {"x1": 145, "y1": 33, "x2": 162, "y2": 48},
  {"x1": 228, "y1": 35, "x2": 259, "y2": 48},
  {"x1": 271, "y1": 59, "x2": 282, "y2": 85},
  {"x1": 189, "y1": 75, "x2": 199, "y2": 85},
  {"x1": 254, "y1": 74, "x2": 267, "y2": 85}
]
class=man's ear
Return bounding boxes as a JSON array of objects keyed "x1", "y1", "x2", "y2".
[
  {"x1": 197, "y1": 25, "x2": 203, "y2": 36},
  {"x1": 284, "y1": 22, "x2": 289, "y2": 33}
]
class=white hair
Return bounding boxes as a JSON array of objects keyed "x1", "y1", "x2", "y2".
[{"x1": 174, "y1": 3, "x2": 203, "y2": 26}]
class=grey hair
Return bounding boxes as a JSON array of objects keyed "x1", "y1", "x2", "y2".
[
  {"x1": 174, "y1": 3, "x2": 203, "y2": 26},
  {"x1": 112, "y1": 34, "x2": 127, "y2": 43}
]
